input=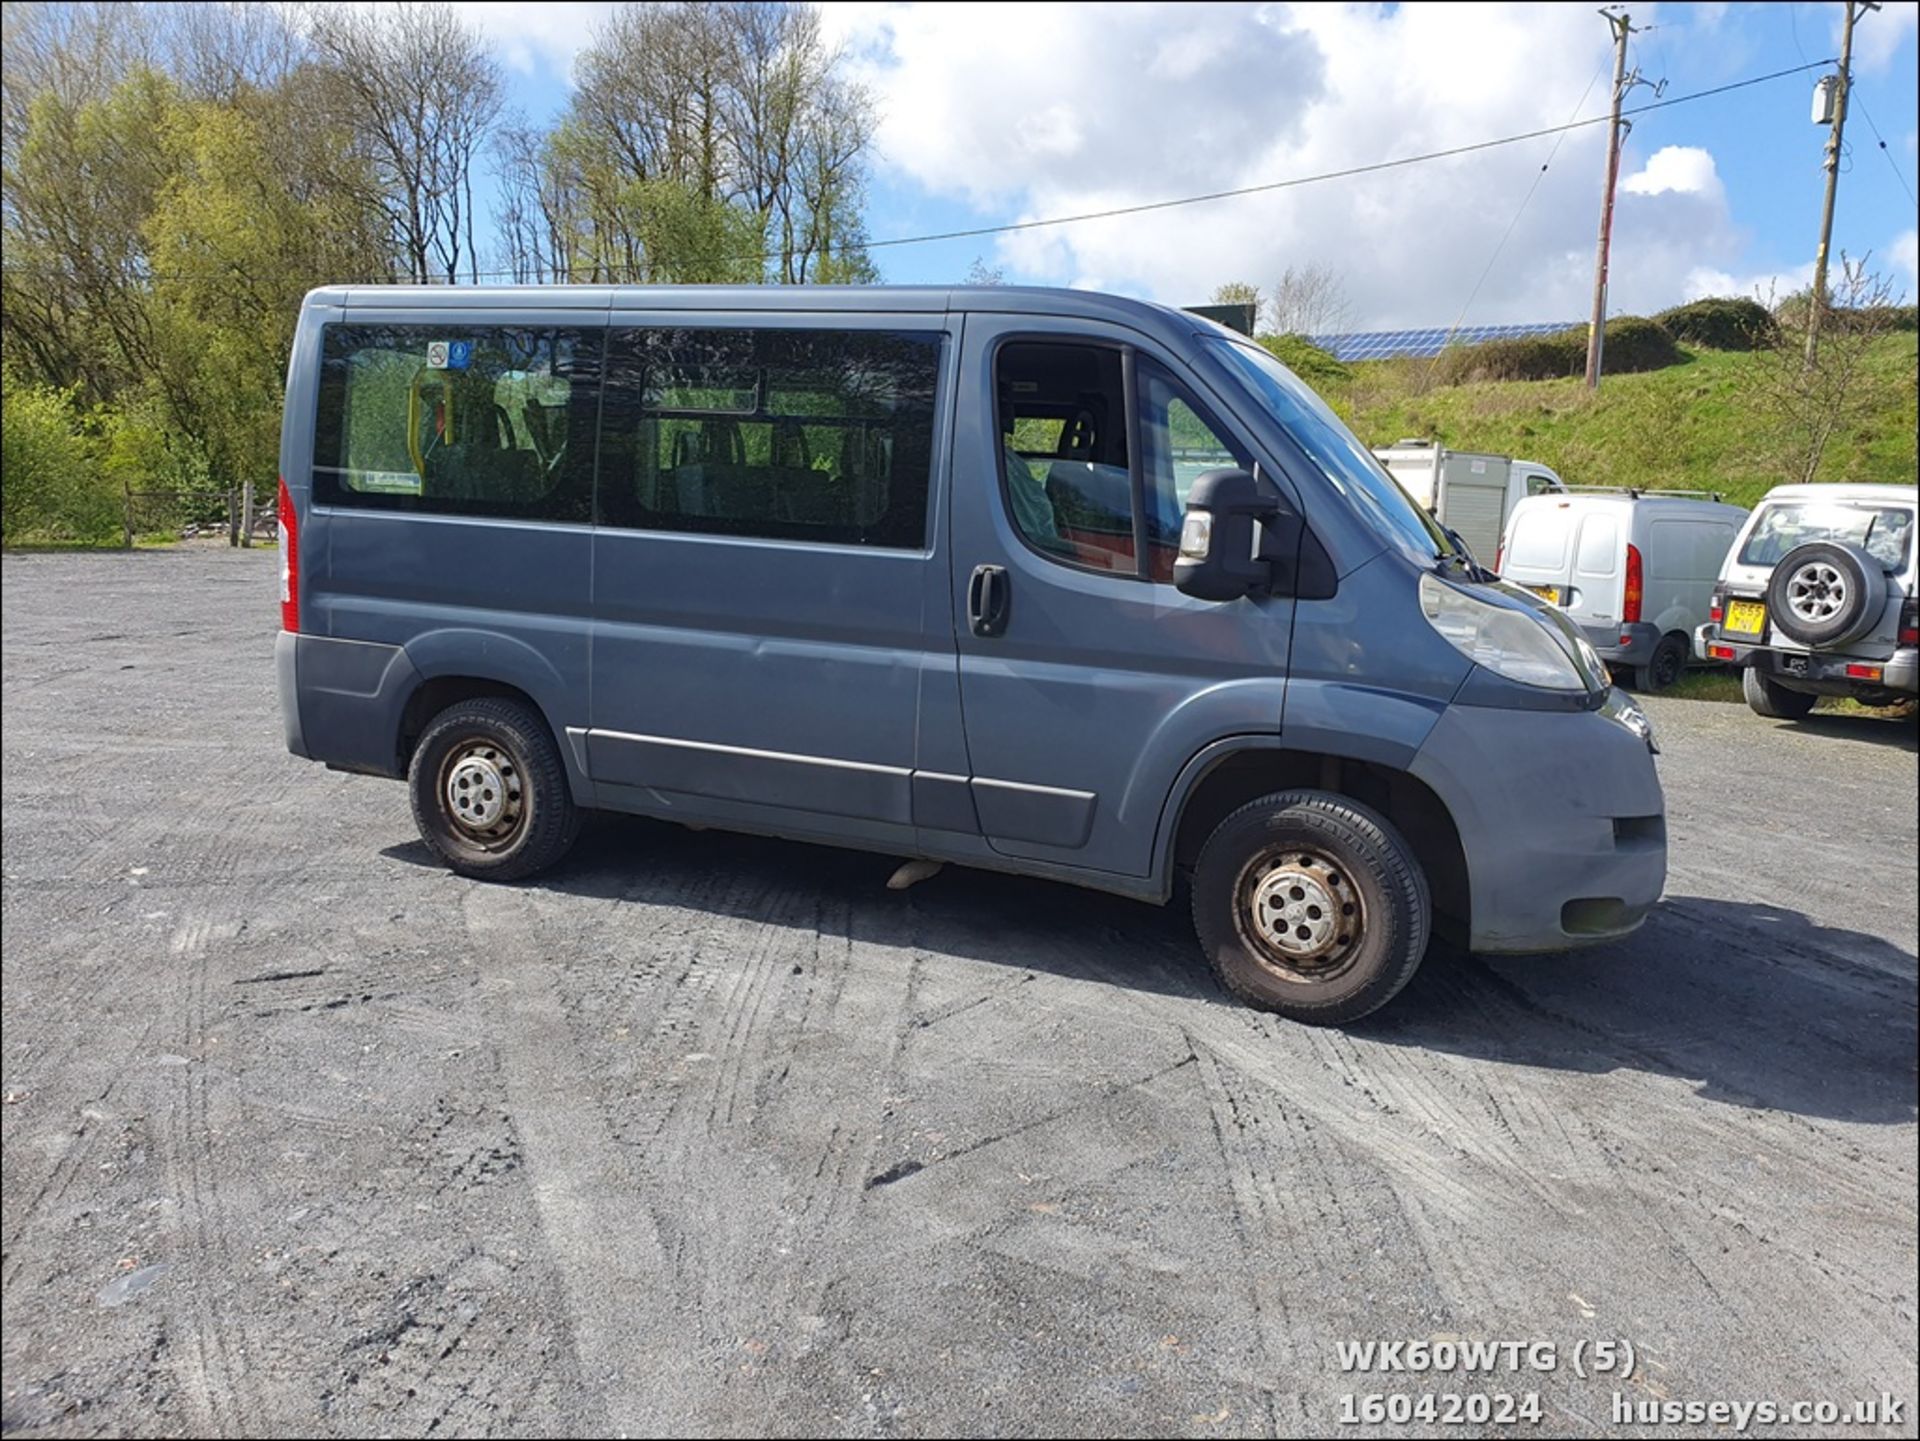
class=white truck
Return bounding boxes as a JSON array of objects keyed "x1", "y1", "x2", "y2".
[{"x1": 1372, "y1": 440, "x2": 1567, "y2": 568}]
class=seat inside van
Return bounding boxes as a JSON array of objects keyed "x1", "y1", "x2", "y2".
[{"x1": 997, "y1": 343, "x2": 1135, "y2": 571}]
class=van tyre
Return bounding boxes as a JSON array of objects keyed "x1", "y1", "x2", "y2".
[
  {"x1": 409, "y1": 697, "x2": 580, "y2": 881},
  {"x1": 1742, "y1": 666, "x2": 1818, "y2": 721},
  {"x1": 1631, "y1": 632, "x2": 1689, "y2": 692},
  {"x1": 1192, "y1": 790, "x2": 1430, "y2": 1025}
]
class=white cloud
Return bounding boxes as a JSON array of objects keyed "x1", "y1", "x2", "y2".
[
  {"x1": 1621, "y1": 146, "x2": 1725, "y2": 200},
  {"x1": 828, "y1": 2, "x2": 1753, "y2": 327},
  {"x1": 1683, "y1": 260, "x2": 1815, "y2": 304},
  {"x1": 450, "y1": 1, "x2": 613, "y2": 78},
  {"x1": 1839, "y1": 0, "x2": 1918, "y2": 74},
  {"x1": 1892, "y1": 228, "x2": 1919, "y2": 296}
]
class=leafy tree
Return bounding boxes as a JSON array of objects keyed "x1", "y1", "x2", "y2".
[
  {"x1": 505, "y1": 2, "x2": 876, "y2": 285},
  {"x1": 1, "y1": 368, "x2": 115, "y2": 543}
]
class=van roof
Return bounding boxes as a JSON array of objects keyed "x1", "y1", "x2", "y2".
[
  {"x1": 1752, "y1": 482, "x2": 1920, "y2": 504},
  {"x1": 1509, "y1": 492, "x2": 1747, "y2": 517},
  {"x1": 304, "y1": 283, "x2": 1233, "y2": 334}
]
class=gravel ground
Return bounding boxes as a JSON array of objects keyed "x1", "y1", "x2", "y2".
[{"x1": 3, "y1": 544, "x2": 1915, "y2": 1439}]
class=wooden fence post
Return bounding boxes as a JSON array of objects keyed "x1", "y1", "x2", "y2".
[
  {"x1": 228, "y1": 487, "x2": 240, "y2": 547},
  {"x1": 123, "y1": 483, "x2": 134, "y2": 550},
  {"x1": 240, "y1": 474, "x2": 255, "y2": 548}
]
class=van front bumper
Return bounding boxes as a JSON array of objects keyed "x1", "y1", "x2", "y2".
[{"x1": 1410, "y1": 692, "x2": 1667, "y2": 954}]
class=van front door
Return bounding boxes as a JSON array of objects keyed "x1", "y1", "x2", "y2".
[
  {"x1": 948, "y1": 315, "x2": 1294, "y2": 879},
  {"x1": 585, "y1": 315, "x2": 954, "y2": 847}
]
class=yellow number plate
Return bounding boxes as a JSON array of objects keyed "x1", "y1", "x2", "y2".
[
  {"x1": 1724, "y1": 599, "x2": 1767, "y2": 637},
  {"x1": 1527, "y1": 585, "x2": 1561, "y2": 605}
]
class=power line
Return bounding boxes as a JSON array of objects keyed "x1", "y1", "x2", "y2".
[
  {"x1": 1421, "y1": 62, "x2": 1607, "y2": 389},
  {"x1": 0, "y1": 57, "x2": 1837, "y2": 284},
  {"x1": 1852, "y1": 89, "x2": 1916, "y2": 207},
  {"x1": 854, "y1": 58, "x2": 1833, "y2": 256}
]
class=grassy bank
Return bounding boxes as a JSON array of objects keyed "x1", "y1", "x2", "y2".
[{"x1": 1324, "y1": 333, "x2": 1917, "y2": 509}]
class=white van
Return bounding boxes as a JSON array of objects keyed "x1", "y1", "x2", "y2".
[{"x1": 1498, "y1": 491, "x2": 1747, "y2": 690}]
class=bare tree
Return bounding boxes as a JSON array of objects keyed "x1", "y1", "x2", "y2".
[
  {"x1": 1750, "y1": 256, "x2": 1908, "y2": 485},
  {"x1": 303, "y1": 3, "x2": 502, "y2": 284},
  {"x1": 1267, "y1": 263, "x2": 1351, "y2": 337},
  {"x1": 965, "y1": 256, "x2": 1006, "y2": 285},
  {"x1": 160, "y1": 2, "x2": 304, "y2": 105},
  {"x1": 557, "y1": 1, "x2": 875, "y2": 285}
]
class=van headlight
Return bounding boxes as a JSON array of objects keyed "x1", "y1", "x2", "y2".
[{"x1": 1419, "y1": 573, "x2": 1587, "y2": 691}]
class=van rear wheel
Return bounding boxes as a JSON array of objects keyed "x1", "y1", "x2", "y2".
[
  {"x1": 1631, "y1": 632, "x2": 1689, "y2": 692},
  {"x1": 1191, "y1": 791, "x2": 1430, "y2": 1025},
  {"x1": 409, "y1": 697, "x2": 580, "y2": 881}
]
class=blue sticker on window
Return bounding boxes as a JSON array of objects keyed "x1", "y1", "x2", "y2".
[{"x1": 446, "y1": 340, "x2": 474, "y2": 370}]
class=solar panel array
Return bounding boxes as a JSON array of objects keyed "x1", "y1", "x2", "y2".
[{"x1": 1308, "y1": 321, "x2": 1579, "y2": 362}]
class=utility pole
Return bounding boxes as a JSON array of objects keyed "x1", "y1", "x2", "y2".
[
  {"x1": 1584, "y1": 9, "x2": 1635, "y2": 390},
  {"x1": 1806, "y1": 0, "x2": 1878, "y2": 365}
]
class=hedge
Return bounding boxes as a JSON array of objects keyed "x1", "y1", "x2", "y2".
[
  {"x1": 1654, "y1": 296, "x2": 1777, "y2": 350},
  {"x1": 1428, "y1": 315, "x2": 1682, "y2": 384}
]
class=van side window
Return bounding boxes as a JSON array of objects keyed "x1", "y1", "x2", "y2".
[
  {"x1": 996, "y1": 341, "x2": 1135, "y2": 573},
  {"x1": 599, "y1": 328, "x2": 940, "y2": 549},
  {"x1": 313, "y1": 325, "x2": 595, "y2": 521},
  {"x1": 1137, "y1": 358, "x2": 1249, "y2": 583}
]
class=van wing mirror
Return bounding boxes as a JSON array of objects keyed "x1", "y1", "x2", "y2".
[{"x1": 1174, "y1": 467, "x2": 1280, "y2": 601}]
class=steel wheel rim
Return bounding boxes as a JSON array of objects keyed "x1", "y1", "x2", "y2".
[
  {"x1": 1786, "y1": 561, "x2": 1846, "y2": 622},
  {"x1": 439, "y1": 738, "x2": 527, "y2": 850},
  {"x1": 1235, "y1": 846, "x2": 1366, "y2": 983}
]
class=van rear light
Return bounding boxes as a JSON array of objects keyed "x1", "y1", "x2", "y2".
[
  {"x1": 1622, "y1": 543, "x2": 1644, "y2": 624},
  {"x1": 1846, "y1": 663, "x2": 1884, "y2": 681},
  {"x1": 278, "y1": 476, "x2": 299, "y2": 633},
  {"x1": 1493, "y1": 542, "x2": 1504, "y2": 572},
  {"x1": 1708, "y1": 584, "x2": 1726, "y2": 623},
  {"x1": 1708, "y1": 644, "x2": 1737, "y2": 660},
  {"x1": 1901, "y1": 598, "x2": 1919, "y2": 646}
]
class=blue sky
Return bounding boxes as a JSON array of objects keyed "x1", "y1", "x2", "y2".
[{"x1": 464, "y1": 1, "x2": 1919, "y2": 328}]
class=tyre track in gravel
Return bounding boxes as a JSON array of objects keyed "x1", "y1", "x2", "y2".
[{"x1": 6, "y1": 550, "x2": 1914, "y2": 1436}]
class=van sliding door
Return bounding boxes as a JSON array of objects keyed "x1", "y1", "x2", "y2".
[{"x1": 584, "y1": 312, "x2": 962, "y2": 849}]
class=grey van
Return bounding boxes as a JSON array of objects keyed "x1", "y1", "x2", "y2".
[{"x1": 275, "y1": 285, "x2": 1666, "y2": 1024}]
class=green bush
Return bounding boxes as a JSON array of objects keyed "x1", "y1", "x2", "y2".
[
  {"x1": 1428, "y1": 332, "x2": 1583, "y2": 384},
  {"x1": 1, "y1": 372, "x2": 118, "y2": 544},
  {"x1": 1595, "y1": 314, "x2": 1683, "y2": 372},
  {"x1": 1654, "y1": 296, "x2": 1777, "y2": 350},
  {"x1": 1428, "y1": 315, "x2": 1681, "y2": 385},
  {"x1": 1256, "y1": 332, "x2": 1352, "y2": 386}
]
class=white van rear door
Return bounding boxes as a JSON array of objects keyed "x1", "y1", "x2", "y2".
[
  {"x1": 1499, "y1": 500, "x2": 1579, "y2": 605},
  {"x1": 1568, "y1": 511, "x2": 1623, "y2": 622}
]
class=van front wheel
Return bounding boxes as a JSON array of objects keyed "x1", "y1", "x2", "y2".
[
  {"x1": 1191, "y1": 791, "x2": 1430, "y2": 1025},
  {"x1": 409, "y1": 697, "x2": 580, "y2": 881}
]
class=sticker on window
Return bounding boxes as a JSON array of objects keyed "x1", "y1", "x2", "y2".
[
  {"x1": 354, "y1": 469, "x2": 425, "y2": 495},
  {"x1": 426, "y1": 340, "x2": 473, "y2": 371}
]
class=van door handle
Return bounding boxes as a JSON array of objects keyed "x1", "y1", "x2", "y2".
[{"x1": 968, "y1": 564, "x2": 1010, "y2": 637}]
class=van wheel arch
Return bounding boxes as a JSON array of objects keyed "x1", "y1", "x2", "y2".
[
  {"x1": 398, "y1": 676, "x2": 568, "y2": 782},
  {"x1": 1168, "y1": 747, "x2": 1470, "y2": 947}
]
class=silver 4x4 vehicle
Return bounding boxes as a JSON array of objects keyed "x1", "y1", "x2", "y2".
[{"x1": 1696, "y1": 483, "x2": 1919, "y2": 718}]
